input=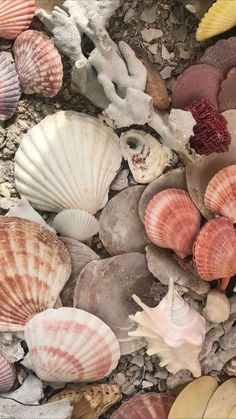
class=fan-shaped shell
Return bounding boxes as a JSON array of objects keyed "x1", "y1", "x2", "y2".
[
  {"x1": 14, "y1": 111, "x2": 122, "y2": 215},
  {"x1": 193, "y1": 217, "x2": 236, "y2": 290},
  {"x1": 204, "y1": 165, "x2": 236, "y2": 222},
  {"x1": 218, "y1": 68, "x2": 236, "y2": 112},
  {"x1": 0, "y1": 53, "x2": 20, "y2": 120},
  {"x1": 199, "y1": 37, "x2": 236, "y2": 79},
  {"x1": 0, "y1": 217, "x2": 71, "y2": 332},
  {"x1": 0, "y1": 354, "x2": 16, "y2": 392},
  {"x1": 23, "y1": 307, "x2": 120, "y2": 383},
  {"x1": 144, "y1": 188, "x2": 201, "y2": 258},
  {"x1": 53, "y1": 209, "x2": 99, "y2": 241},
  {"x1": 0, "y1": 0, "x2": 35, "y2": 40},
  {"x1": 13, "y1": 30, "x2": 63, "y2": 97}
]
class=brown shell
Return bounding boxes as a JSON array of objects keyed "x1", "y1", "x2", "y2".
[{"x1": 218, "y1": 68, "x2": 236, "y2": 112}]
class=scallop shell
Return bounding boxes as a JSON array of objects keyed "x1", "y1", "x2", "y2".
[
  {"x1": 53, "y1": 209, "x2": 99, "y2": 241},
  {"x1": 204, "y1": 165, "x2": 236, "y2": 222},
  {"x1": 199, "y1": 37, "x2": 236, "y2": 79},
  {"x1": 13, "y1": 30, "x2": 63, "y2": 97},
  {"x1": 23, "y1": 307, "x2": 120, "y2": 383},
  {"x1": 0, "y1": 216, "x2": 71, "y2": 332},
  {"x1": 193, "y1": 217, "x2": 236, "y2": 290},
  {"x1": 0, "y1": 354, "x2": 16, "y2": 392},
  {"x1": 218, "y1": 68, "x2": 236, "y2": 112},
  {"x1": 144, "y1": 188, "x2": 201, "y2": 258},
  {"x1": 196, "y1": 0, "x2": 236, "y2": 41},
  {"x1": 0, "y1": 0, "x2": 35, "y2": 40},
  {"x1": 111, "y1": 392, "x2": 175, "y2": 419},
  {"x1": 0, "y1": 53, "x2": 20, "y2": 120},
  {"x1": 129, "y1": 279, "x2": 206, "y2": 377}
]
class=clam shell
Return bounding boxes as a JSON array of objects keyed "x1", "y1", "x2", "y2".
[
  {"x1": 144, "y1": 188, "x2": 201, "y2": 258},
  {"x1": 13, "y1": 30, "x2": 63, "y2": 97},
  {"x1": 199, "y1": 37, "x2": 236, "y2": 79},
  {"x1": 0, "y1": 217, "x2": 71, "y2": 332},
  {"x1": 0, "y1": 354, "x2": 16, "y2": 392},
  {"x1": 0, "y1": 53, "x2": 20, "y2": 120},
  {"x1": 218, "y1": 68, "x2": 236, "y2": 112},
  {"x1": 0, "y1": 0, "x2": 35, "y2": 40},
  {"x1": 23, "y1": 307, "x2": 120, "y2": 383},
  {"x1": 14, "y1": 111, "x2": 122, "y2": 214},
  {"x1": 204, "y1": 165, "x2": 236, "y2": 222},
  {"x1": 53, "y1": 209, "x2": 99, "y2": 241}
]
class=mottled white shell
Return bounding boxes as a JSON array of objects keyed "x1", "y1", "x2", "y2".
[
  {"x1": 129, "y1": 280, "x2": 206, "y2": 377},
  {"x1": 14, "y1": 111, "x2": 122, "y2": 214},
  {"x1": 53, "y1": 209, "x2": 99, "y2": 241}
]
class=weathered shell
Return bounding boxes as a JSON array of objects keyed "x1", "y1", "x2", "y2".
[
  {"x1": 219, "y1": 68, "x2": 236, "y2": 112},
  {"x1": 53, "y1": 209, "x2": 99, "y2": 241},
  {"x1": 111, "y1": 392, "x2": 175, "y2": 419},
  {"x1": 0, "y1": 0, "x2": 35, "y2": 40},
  {"x1": 144, "y1": 188, "x2": 201, "y2": 258},
  {"x1": 23, "y1": 307, "x2": 120, "y2": 383},
  {"x1": 0, "y1": 354, "x2": 16, "y2": 392},
  {"x1": 202, "y1": 289, "x2": 230, "y2": 323},
  {"x1": 14, "y1": 111, "x2": 122, "y2": 214},
  {"x1": 199, "y1": 37, "x2": 236, "y2": 79},
  {"x1": 0, "y1": 53, "x2": 20, "y2": 120},
  {"x1": 13, "y1": 30, "x2": 63, "y2": 97},
  {"x1": 204, "y1": 165, "x2": 236, "y2": 222},
  {"x1": 0, "y1": 217, "x2": 71, "y2": 332},
  {"x1": 193, "y1": 217, "x2": 236, "y2": 290}
]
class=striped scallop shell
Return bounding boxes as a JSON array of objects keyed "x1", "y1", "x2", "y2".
[
  {"x1": 204, "y1": 165, "x2": 236, "y2": 223},
  {"x1": 23, "y1": 307, "x2": 120, "y2": 383},
  {"x1": 53, "y1": 209, "x2": 99, "y2": 241},
  {"x1": 144, "y1": 188, "x2": 201, "y2": 258},
  {"x1": 193, "y1": 217, "x2": 236, "y2": 290},
  {"x1": 0, "y1": 53, "x2": 20, "y2": 120},
  {"x1": 0, "y1": 0, "x2": 35, "y2": 40},
  {"x1": 0, "y1": 354, "x2": 16, "y2": 392},
  {"x1": 13, "y1": 30, "x2": 63, "y2": 97},
  {"x1": 0, "y1": 217, "x2": 71, "y2": 332}
]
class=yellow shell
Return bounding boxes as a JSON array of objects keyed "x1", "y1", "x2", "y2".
[{"x1": 196, "y1": 0, "x2": 236, "y2": 41}]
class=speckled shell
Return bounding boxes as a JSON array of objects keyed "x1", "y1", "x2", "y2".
[
  {"x1": 23, "y1": 307, "x2": 120, "y2": 383},
  {"x1": 13, "y1": 30, "x2": 63, "y2": 97},
  {"x1": 0, "y1": 217, "x2": 71, "y2": 332},
  {"x1": 0, "y1": 0, "x2": 35, "y2": 40},
  {"x1": 204, "y1": 165, "x2": 236, "y2": 223},
  {"x1": 0, "y1": 354, "x2": 16, "y2": 392},
  {"x1": 0, "y1": 53, "x2": 20, "y2": 120},
  {"x1": 144, "y1": 188, "x2": 201, "y2": 258},
  {"x1": 53, "y1": 209, "x2": 99, "y2": 241}
]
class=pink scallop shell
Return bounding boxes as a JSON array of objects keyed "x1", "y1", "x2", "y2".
[
  {"x1": 0, "y1": 0, "x2": 35, "y2": 40},
  {"x1": 13, "y1": 30, "x2": 63, "y2": 97},
  {"x1": 204, "y1": 165, "x2": 236, "y2": 223},
  {"x1": 144, "y1": 188, "x2": 201, "y2": 258},
  {"x1": 0, "y1": 53, "x2": 20, "y2": 120},
  {"x1": 0, "y1": 354, "x2": 16, "y2": 392}
]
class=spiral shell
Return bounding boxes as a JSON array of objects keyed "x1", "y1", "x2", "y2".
[
  {"x1": 0, "y1": 0, "x2": 35, "y2": 40},
  {"x1": 0, "y1": 53, "x2": 20, "y2": 120},
  {"x1": 0, "y1": 354, "x2": 15, "y2": 392}
]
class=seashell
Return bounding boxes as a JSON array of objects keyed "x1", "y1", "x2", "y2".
[
  {"x1": 13, "y1": 30, "x2": 63, "y2": 97},
  {"x1": 0, "y1": 354, "x2": 16, "y2": 392},
  {"x1": 111, "y1": 392, "x2": 175, "y2": 419},
  {"x1": 53, "y1": 209, "x2": 99, "y2": 241},
  {"x1": 202, "y1": 289, "x2": 230, "y2": 323},
  {"x1": 193, "y1": 217, "x2": 236, "y2": 291},
  {"x1": 138, "y1": 167, "x2": 187, "y2": 223},
  {"x1": 219, "y1": 68, "x2": 236, "y2": 112},
  {"x1": 0, "y1": 53, "x2": 20, "y2": 120},
  {"x1": 0, "y1": 0, "x2": 35, "y2": 40},
  {"x1": 230, "y1": 407, "x2": 236, "y2": 419},
  {"x1": 36, "y1": 0, "x2": 64, "y2": 13},
  {"x1": 23, "y1": 307, "x2": 120, "y2": 383},
  {"x1": 204, "y1": 165, "x2": 236, "y2": 222},
  {"x1": 196, "y1": 0, "x2": 236, "y2": 41},
  {"x1": 204, "y1": 378, "x2": 236, "y2": 419},
  {"x1": 199, "y1": 37, "x2": 236, "y2": 79},
  {"x1": 129, "y1": 279, "x2": 206, "y2": 377},
  {"x1": 224, "y1": 357, "x2": 236, "y2": 377},
  {"x1": 120, "y1": 130, "x2": 175, "y2": 184},
  {"x1": 99, "y1": 186, "x2": 149, "y2": 256},
  {"x1": 172, "y1": 64, "x2": 222, "y2": 110},
  {"x1": 144, "y1": 188, "x2": 201, "y2": 259},
  {"x1": 1, "y1": 399, "x2": 72, "y2": 418},
  {"x1": 14, "y1": 111, "x2": 122, "y2": 214},
  {"x1": 0, "y1": 217, "x2": 71, "y2": 332}
]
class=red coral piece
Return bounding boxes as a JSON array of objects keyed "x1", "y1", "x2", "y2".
[{"x1": 186, "y1": 99, "x2": 231, "y2": 155}]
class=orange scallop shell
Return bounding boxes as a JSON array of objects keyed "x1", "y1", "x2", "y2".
[
  {"x1": 144, "y1": 188, "x2": 202, "y2": 258},
  {"x1": 204, "y1": 165, "x2": 236, "y2": 223},
  {"x1": 0, "y1": 0, "x2": 35, "y2": 40}
]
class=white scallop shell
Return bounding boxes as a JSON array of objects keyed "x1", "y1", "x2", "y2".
[
  {"x1": 129, "y1": 279, "x2": 206, "y2": 377},
  {"x1": 23, "y1": 307, "x2": 120, "y2": 383},
  {"x1": 14, "y1": 111, "x2": 122, "y2": 215},
  {"x1": 0, "y1": 354, "x2": 15, "y2": 392},
  {"x1": 53, "y1": 209, "x2": 99, "y2": 241}
]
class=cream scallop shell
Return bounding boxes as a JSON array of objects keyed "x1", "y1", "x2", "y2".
[
  {"x1": 53, "y1": 209, "x2": 99, "y2": 241},
  {"x1": 0, "y1": 0, "x2": 35, "y2": 40},
  {"x1": 14, "y1": 111, "x2": 122, "y2": 215},
  {"x1": 0, "y1": 354, "x2": 16, "y2": 392}
]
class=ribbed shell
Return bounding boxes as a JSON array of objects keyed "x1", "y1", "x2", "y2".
[
  {"x1": 0, "y1": 217, "x2": 71, "y2": 332},
  {"x1": 24, "y1": 307, "x2": 120, "y2": 383},
  {"x1": 219, "y1": 68, "x2": 236, "y2": 112},
  {"x1": 0, "y1": 53, "x2": 20, "y2": 120},
  {"x1": 0, "y1": 0, "x2": 35, "y2": 40},
  {"x1": 53, "y1": 209, "x2": 99, "y2": 241},
  {"x1": 0, "y1": 354, "x2": 16, "y2": 392},
  {"x1": 13, "y1": 30, "x2": 63, "y2": 97},
  {"x1": 204, "y1": 165, "x2": 236, "y2": 222},
  {"x1": 14, "y1": 111, "x2": 122, "y2": 214},
  {"x1": 144, "y1": 188, "x2": 201, "y2": 258}
]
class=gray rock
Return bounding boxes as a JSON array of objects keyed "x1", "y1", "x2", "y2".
[
  {"x1": 140, "y1": 5, "x2": 158, "y2": 23},
  {"x1": 121, "y1": 381, "x2": 136, "y2": 396},
  {"x1": 111, "y1": 169, "x2": 129, "y2": 191},
  {"x1": 167, "y1": 370, "x2": 193, "y2": 394},
  {"x1": 132, "y1": 355, "x2": 145, "y2": 368},
  {"x1": 141, "y1": 28, "x2": 163, "y2": 42}
]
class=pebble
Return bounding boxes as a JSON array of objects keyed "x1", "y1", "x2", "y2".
[
  {"x1": 124, "y1": 7, "x2": 136, "y2": 23},
  {"x1": 145, "y1": 373, "x2": 158, "y2": 385},
  {"x1": 160, "y1": 66, "x2": 175, "y2": 79},
  {"x1": 142, "y1": 380, "x2": 154, "y2": 388},
  {"x1": 114, "y1": 372, "x2": 126, "y2": 386},
  {"x1": 158, "y1": 379, "x2": 167, "y2": 392},
  {"x1": 161, "y1": 45, "x2": 172, "y2": 61},
  {"x1": 132, "y1": 355, "x2": 145, "y2": 368},
  {"x1": 148, "y1": 43, "x2": 158, "y2": 55},
  {"x1": 111, "y1": 169, "x2": 129, "y2": 191},
  {"x1": 166, "y1": 370, "x2": 193, "y2": 393},
  {"x1": 145, "y1": 358, "x2": 154, "y2": 372},
  {"x1": 0, "y1": 182, "x2": 11, "y2": 198},
  {"x1": 121, "y1": 381, "x2": 136, "y2": 396},
  {"x1": 154, "y1": 367, "x2": 168, "y2": 380},
  {"x1": 173, "y1": 25, "x2": 188, "y2": 42},
  {"x1": 140, "y1": 4, "x2": 158, "y2": 23},
  {"x1": 141, "y1": 28, "x2": 163, "y2": 42}
]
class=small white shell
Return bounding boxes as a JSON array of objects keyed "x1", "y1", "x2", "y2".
[
  {"x1": 202, "y1": 289, "x2": 230, "y2": 323},
  {"x1": 53, "y1": 209, "x2": 99, "y2": 241}
]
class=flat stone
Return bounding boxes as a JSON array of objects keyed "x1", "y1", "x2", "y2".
[
  {"x1": 160, "y1": 66, "x2": 175, "y2": 79},
  {"x1": 173, "y1": 25, "x2": 188, "y2": 42},
  {"x1": 114, "y1": 372, "x2": 126, "y2": 386},
  {"x1": 162, "y1": 45, "x2": 171, "y2": 61},
  {"x1": 148, "y1": 43, "x2": 158, "y2": 55},
  {"x1": 124, "y1": 7, "x2": 136, "y2": 23},
  {"x1": 141, "y1": 28, "x2": 163, "y2": 42},
  {"x1": 145, "y1": 373, "x2": 158, "y2": 385},
  {"x1": 140, "y1": 4, "x2": 158, "y2": 23},
  {"x1": 121, "y1": 382, "x2": 136, "y2": 396},
  {"x1": 111, "y1": 169, "x2": 129, "y2": 191},
  {"x1": 132, "y1": 355, "x2": 145, "y2": 368},
  {"x1": 142, "y1": 380, "x2": 154, "y2": 388}
]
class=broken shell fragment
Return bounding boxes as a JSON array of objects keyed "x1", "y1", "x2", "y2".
[
  {"x1": 35, "y1": 0, "x2": 64, "y2": 13},
  {"x1": 0, "y1": 53, "x2": 20, "y2": 120},
  {"x1": 0, "y1": 354, "x2": 16, "y2": 392},
  {"x1": 202, "y1": 289, "x2": 230, "y2": 323},
  {"x1": 203, "y1": 378, "x2": 236, "y2": 419},
  {"x1": 144, "y1": 188, "x2": 201, "y2": 258},
  {"x1": 199, "y1": 37, "x2": 236, "y2": 79},
  {"x1": 224, "y1": 357, "x2": 236, "y2": 377},
  {"x1": 219, "y1": 68, "x2": 236, "y2": 112},
  {"x1": 53, "y1": 209, "x2": 99, "y2": 241},
  {"x1": 0, "y1": 0, "x2": 35, "y2": 40}
]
